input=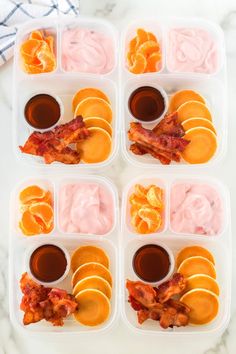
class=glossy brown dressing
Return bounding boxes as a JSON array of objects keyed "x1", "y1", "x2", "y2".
[
  {"x1": 24, "y1": 94, "x2": 61, "y2": 129},
  {"x1": 29, "y1": 244, "x2": 67, "y2": 283},
  {"x1": 132, "y1": 244, "x2": 170, "y2": 282},
  {"x1": 128, "y1": 86, "x2": 165, "y2": 122}
]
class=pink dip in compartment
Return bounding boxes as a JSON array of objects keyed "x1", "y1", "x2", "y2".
[
  {"x1": 59, "y1": 183, "x2": 114, "y2": 235},
  {"x1": 167, "y1": 28, "x2": 219, "y2": 74},
  {"x1": 170, "y1": 183, "x2": 223, "y2": 235},
  {"x1": 61, "y1": 28, "x2": 115, "y2": 74}
]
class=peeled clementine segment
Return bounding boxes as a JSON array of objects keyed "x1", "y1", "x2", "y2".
[
  {"x1": 184, "y1": 275, "x2": 220, "y2": 296},
  {"x1": 134, "y1": 184, "x2": 147, "y2": 199},
  {"x1": 42, "y1": 190, "x2": 53, "y2": 206},
  {"x1": 130, "y1": 204, "x2": 139, "y2": 216},
  {"x1": 45, "y1": 35, "x2": 54, "y2": 52},
  {"x1": 29, "y1": 202, "x2": 53, "y2": 228},
  {"x1": 169, "y1": 90, "x2": 206, "y2": 113},
  {"x1": 127, "y1": 51, "x2": 135, "y2": 66},
  {"x1": 182, "y1": 117, "x2": 216, "y2": 134},
  {"x1": 147, "y1": 32, "x2": 157, "y2": 42},
  {"x1": 83, "y1": 117, "x2": 112, "y2": 136},
  {"x1": 146, "y1": 185, "x2": 163, "y2": 209},
  {"x1": 74, "y1": 97, "x2": 112, "y2": 123},
  {"x1": 19, "y1": 185, "x2": 46, "y2": 204},
  {"x1": 76, "y1": 127, "x2": 112, "y2": 164},
  {"x1": 180, "y1": 289, "x2": 219, "y2": 325},
  {"x1": 181, "y1": 127, "x2": 217, "y2": 164},
  {"x1": 29, "y1": 30, "x2": 43, "y2": 40},
  {"x1": 20, "y1": 39, "x2": 42, "y2": 58},
  {"x1": 145, "y1": 52, "x2": 161, "y2": 72},
  {"x1": 70, "y1": 246, "x2": 109, "y2": 273},
  {"x1": 176, "y1": 246, "x2": 215, "y2": 269},
  {"x1": 130, "y1": 212, "x2": 142, "y2": 228},
  {"x1": 129, "y1": 36, "x2": 137, "y2": 53},
  {"x1": 136, "y1": 28, "x2": 148, "y2": 49},
  {"x1": 73, "y1": 276, "x2": 112, "y2": 299},
  {"x1": 137, "y1": 40, "x2": 160, "y2": 57},
  {"x1": 129, "y1": 193, "x2": 147, "y2": 208},
  {"x1": 136, "y1": 219, "x2": 150, "y2": 234},
  {"x1": 37, "y1": 43, "x2": 56, "y2": 72},
  {"x1": 19, "y1": 210, "x2": 43, "y2": 236},
  {"x1": 138, "y1": 207, "x2": 161, "y2": 227},
  {"x1": 129, "y1": 53, "x2": 147, "y2": 74},
  {"x1": 72, "y1": 88, "x2": 110, "y2": 113},
  {"x1": 23, "y1": 63, "x2": 44, "y2": 74},
  {"x1": 72, "y1": 262, "x2": 112, "y2": 288},
  {"x1": 177, "y1": 256, "x2": 216, "y2": 279},
  {"x1": 74, "y1": 289, "x2": 111, "y2": 326},
  {"x1": 177, "y1": 100, "x2": 212, "y2": 123}
]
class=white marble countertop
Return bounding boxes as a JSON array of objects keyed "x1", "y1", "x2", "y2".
[{"x1": 0, "y1": 0, "x2": 236, "y2": 353}]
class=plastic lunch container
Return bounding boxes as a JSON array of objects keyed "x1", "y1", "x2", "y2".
[
  {"x1": 9, "y1": 175, "x2": 119, "y2": 333},
  {"x1": 121, "y1": 18, "x2": 228, "y2": 168},
  {"x1": 13, "y1": 16, "x2": 119, "y2": 169},
  {"x1": 121, "y1": 174, "x2": 231, "y2": 335}
]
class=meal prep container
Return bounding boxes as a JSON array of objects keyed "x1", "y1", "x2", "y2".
[
  {"x1": 9, "y1": 175, "x2": 119, "y2": 333},
  {"x1": 121, "y1": 18, "x2": 227, "y2": 168},
  {"x1": 121, "y1": 174, "x2": 231, "y2": 335},
  {"x1": 13, "y1": 16, "x2": 119, "y2": 169}
]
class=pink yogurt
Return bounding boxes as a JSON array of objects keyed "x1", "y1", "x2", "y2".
[
  {"x1": 61, "y1": 28, "x2": 115, "y2": 74},
  {"x1": 167, "y1": 28, "x2": 219, "y2": 74},
  {"x1": 170, "y1": 183, "x2": 223, "y2": 236},
  {"x1": 59, "y1": 183, "x2": 114, "y2": 235}
]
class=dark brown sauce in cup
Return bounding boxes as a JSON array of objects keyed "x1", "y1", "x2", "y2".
[
  {"x1": 132, "y1": 244, "x2": 171, "y2": 282},
  {"x1": 128, "y1": 86, "x2": 166, "y2": 122}
]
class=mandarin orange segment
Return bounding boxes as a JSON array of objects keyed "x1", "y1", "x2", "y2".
[
  {"x1": 29, "y1": 30, "x2": 43, "y2": 40},
  {"x1": 136, "y1": 219, "x2": 150, "y2": 234},
  {"x1": 129, "y1": 53, "x2": 147, "y2": 74},
  {"x1": 145, "y1": 52, "x2": 161, "y2": 72},
  {"x1": 136, "y1": 28, "x2": 149, "y2": 49},
  {"x1": 19, "y1": 210, "x2": 43, "y2": 236},
  {"x1": 147, "y1": 32, "x2": 157, "y2": 42},
  {"x1": 129, "y1": 36, "x2": 137, "y2": 53},
  {"x1": 137, "y1": 40, "x2": 160, "y2": 57},
  {"x1": 19, "y1": 185, "x2": 46, "y2": 204},
  {"x1": 129, "y1": 193, "x2": 147, "y2": 208},
  {"x1": 29, "y1": 202, "x2": 53, "y2": 228},
  {"x1": 134, "y1": 184, "x2": 147, "y2": 199},
  {"x1": 138, "y1": 207, "x2": 162, "y2": 231},
  {"x1": 45, "y1": 35, "x2": 54, "y2": 52},
  {"x1": 146, "y1": 185, "x2": 163, "y2": 209}
]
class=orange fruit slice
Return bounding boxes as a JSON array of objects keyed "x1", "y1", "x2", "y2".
[
  {"x1": 169, "y1": 90, "x2": 206, "y2": 113},
  {"x1": 130, "y1": 212, "x2": 142, "y2": 228},
  {"x1": 138, "y1": 207, "x2": 161, "y2": 227},
  {"x1": 71, "y1": 246, "x2": 109, "y2": 273},
  {"x1": 74, "y1": 97, "x2": 112, "y2": 123},
  {"x1": 73, "y1": 276, "x2": 112, "y2": 299},
  {"x1": 177, "y1": 256, "x2": 216, "y2": 279},
  {"x1": 134, "y1": 184, "x2": 147, "y2": 199},
  {"x1": 176, "y1": 246, "x2": 215, "y2": 269},
  {"x1": 181, "y1": 127, "x2": 217, "y2": 164},
  {"x1": 184, "y1": 274, "x2": 220, "y2": 296},
  {"x1": 136, "y1": 28, "x2": 148, "y2": 50},
  {"x1": 146, "y1": 185, "x2": 163, "y2": 209},
  {"x1": 182, "y1": 117, "x2": 216, "y2": 134},
  {"x1": 137, "y1": 40, "x2": 160, "y2": 57},
  {"x1": 129, "y1": 53, "x2": 147, "y2": 74},
  {"x1": 76, "y1": 127, "x2": 112, "y2": 164},
  {"x1": 83, "y1": 117, "x2": 112, "y2": 136},
  {"x1": 23, "y1": 63, "x2": 44, "y2": 74},
  {"x1": 72, "y1": 262, "x2": 112, "y2": 288},
  {"x1": 20, "y1": 39, "x2": 42, "y2": 59},
  {"x1": 72, "y1": 88, "x2": 110, "y2": 113},
  {"x1": 130, "y1": 204, "x2": 139, "y2": 216},
  {"x1": 29, "y1": 30, "x2": 43, "y2": 41},
  {"x1": 45, "y1": 35, "x2": 54, "y2": 52},
  {"x1": 74, "y1": 289, "x2": 111, "y2": 326},
  {"x1": 129, "y1": 193, "x2": 147, "y2": 208},
  {"x1": 147, "y1": 32, "x2": 157, "y2": 42},
  {"x1": 128, "y1": 36, "x2": 137, "y2": 53},
  {"x1": 180, "y1": 289, "x2": 219, "y2": 325},
  {"x1": 19, "y1": 210, "x2": 43, "y2": 236},
  {"x1": 36, "y1": 43, "x2": 56, "y2": 72},
  {"x1": 19, "y1": 185, "x2": 46, "y2": 204},
  {"x1": 136, "y1": 219, "x2": 150, "y2": 234},
  {"x1": 29, "y1": 202, "x2": 53, "y2": 228},
  {"x1": 177, "y1": 101, "x2": 212, "y2": 123},
  {"x1": 145, "y1": 52, "x2": 161, "y2": 72}
]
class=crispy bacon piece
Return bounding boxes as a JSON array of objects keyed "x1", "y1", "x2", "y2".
[
  {"x1": 19, "y1": 116, "x2": 89, "y2": 164},
  {"x1": 20, "y1": 272, "x2": 78, "y2": 326},
  {"x1": 126, "y1": 273, "x2": 190, "y2": 329},
  {"x1": 153, "y1": 111, "x2": 185, "y2": 137}
]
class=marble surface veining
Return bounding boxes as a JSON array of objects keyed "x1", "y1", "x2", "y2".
[{"x1": 0, "y1": 0, "x2": 236, "y2": 353}]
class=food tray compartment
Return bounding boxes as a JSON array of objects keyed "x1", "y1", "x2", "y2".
[{"x1": 9, "y1": 235, "x2": 118, "y2": 333}]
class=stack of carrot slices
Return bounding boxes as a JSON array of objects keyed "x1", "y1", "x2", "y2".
[
  {"x1": 19, "y1": 185, "x2": 54, "y2": 236},
  {"x1": 129, "y1": 183, "x2": 164, "y2": 234},
  {"x1": 72, "y1": 88, "x2": 113, "y2": 163},
  {"x1": 20, "y1": 30, "x2": 56, "y2": 74},
  {"x1": 176, "y1": 246, "x2": 220, "y2": 325},
  {"x1": 127, "y1": 28, "x2": 162, "y2": 74},
  {"x1": 169, "y1": 90, "x2": 217, "y2": 164},
  {"x1": 71, "y1": 246, "x2": 112, "y2": 326}
]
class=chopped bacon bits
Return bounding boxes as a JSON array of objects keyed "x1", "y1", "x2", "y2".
[{"x1": 20, "y1": 272, "x2": 78, "y2": 326}]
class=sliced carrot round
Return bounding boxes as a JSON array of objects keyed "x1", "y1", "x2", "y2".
[
  {"x1": 181, "y1": 127, "x2": 217, "y2": 164},
  {"x1": 177, "y1": 256, "x2": 216, "y2": 279},
  {"x1": 71, "y1": 246, "x2": 109, "y2": 273},
  {"x1": 177, "y1": 101, "x2": 212, "y2": 123},
  {"x1": 176, "y1": 246, "x2": 215, "y2": 269},
  {"x1": 169, "y1": 90, "x2": 206, "y2": 113},
  {"x1": 73, "y1": 276, "x2": 112, "y2": 299},
  {"x1": 72, "y1": 262, "x2": 112, "y2": 288},
  {"x1": 184, "y1": 274, "x2": 220, "y2": 296},
  {"x1": 74, "y1": 97, "x2": 112, "y2": 123},
  {"x1": 129, "y1": 53, "x2": 147, "y2": 74},
  {"x1": 19, "y1": 210, "x2": 43, "y2": 236},
  {"x1": 76, "y1": 127, "x2": 112, "y2": 164},
  {"x1": 182, "y1": 117, "x2": 216, "y2": 134},
  {"x1": 83, "y1": 117, "x2": 112, "y2": 136},
  {"x1": 19, "y1": 185, "x2": 46, "y2": 204},
  {"x1": 74, "y1": 289, "x2": 111, "y2": 326},
  {"x1": 180, "y1": 289, "x2": 219, "y2": 325},
  {"x1": 72, "y1": 88, "x2": 110, "y2": 112}
]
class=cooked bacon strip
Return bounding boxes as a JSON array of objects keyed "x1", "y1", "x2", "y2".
[
  {"x1": 126, "y1": 280, "x2": 157, "y2": 308},
  {"x1": 155, "y1": 273, "x2": 187, "y2": 303},
  {"x1": 20, "y1": 272, "x2": 77, "y2": 326},
  {"x1": 153, "y1": 111, "x2": 185, "y2": 137},
  {"x1": 54, "y1": 116, "x2": 90, "y2": 145}
]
